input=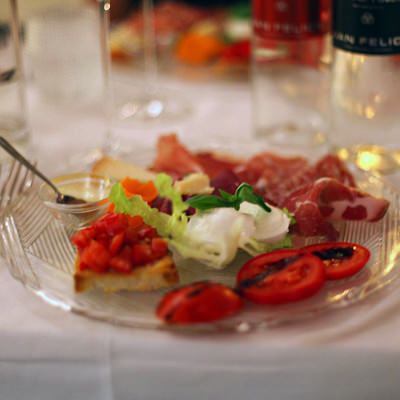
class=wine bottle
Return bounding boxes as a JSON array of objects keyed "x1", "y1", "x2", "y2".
[
  {"x1": 251, "y1": 0, "x2": 331, "y2": 151},
  {"x1": 330, "y1": 0, "x2": 400, "y2": 173}
]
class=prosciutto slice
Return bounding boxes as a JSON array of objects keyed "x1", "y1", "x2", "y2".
[
  {"x1": 151, "y1": 134, "x2": 204, "y2": 179},
  {"x1": 283, "y1": 178, "x2": 390, "y2": 239},
  {"x1": 196, "y1": 152, "x2": 242, "y2": 180},
  {"x1": 151, "y1": 134, "x2": 242, "y2": 180},
  {"x1": 313, "y1": 154, "x2": 356, "y2": 187},
  {"x1": 234, "y1": 153, "x2": 309, "y2": 193}
]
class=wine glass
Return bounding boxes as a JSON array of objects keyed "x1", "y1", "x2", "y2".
[
  {"x1": 0, "y1": 0, "x2": 29, "y2": 158},
  {"x1": 113, "y1": 0, "x2": 191, "y2": 124},
  {"x1": 331, "y1": 50, "x2": 400, "y2": 175},
  {"x1": 69, "y1": 0, "x2": 131, "y2": 168},
  {"x1": 70, "y1": 0, "x2": 190, "y2": 170}
]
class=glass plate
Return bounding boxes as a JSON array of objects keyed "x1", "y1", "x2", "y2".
[{"x1": 1, "y1": 139, "x2": 400, "y2": 333}]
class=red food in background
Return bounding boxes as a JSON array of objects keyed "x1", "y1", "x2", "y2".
[
  {"x1": 220, "y1": 40, "x2": 250, "y2": 64},
  {"x1": 127, "y1": 1, "x2": 215, "y2": 35}
]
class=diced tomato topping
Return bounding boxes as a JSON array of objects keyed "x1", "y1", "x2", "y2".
[
  {"x1": 93, "y1": 213, "x2": 128, "y2": 236},
  {"x1": 71, "y1": 227, "x2": 95, "y2": 249},
  {"x1": 132, "y1": 243, "x2": 154, "y2": 265},
  {"x1": 137, "y1": 225, "x2": 158, "y2": 240},
  {"x1": 124, "y1": 225, "x2": 140, "y2": 244},
  {"x1": 109, "y1": 232, "x2": 125, "y2": 255},
  {"x1": 72, "y1": 212, "x2": 167, "y2": 274},
  {"x1": 119, "y1": 244, "x2": 133, "y2": 258},
  {"x1": 128, "y1": 215, "x2": 144, "y2": 229},
  {"x1": 78, "y1": 257, "x2": 88, "y2": 271},
  {"x1": 80, "y1": 240, "x2": 111, "y2": 273},
  {"x1": 95, "y1": 232, "x2": 109, "y2": 248},
  {"x1": 151, "y1": 238, "x2": 168, "y2": 258},
  {"x1": 109, "y1": 254, "x2": 133, "y2": 273}
]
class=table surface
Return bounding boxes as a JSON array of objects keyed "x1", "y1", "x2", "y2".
[{"x1": 2, "y1": 68, "x2": 400, "y2": 400}]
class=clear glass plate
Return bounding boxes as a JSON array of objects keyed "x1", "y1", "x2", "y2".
[{"x1": 1, "y1": 139, "x2": 400, "y2": 333}]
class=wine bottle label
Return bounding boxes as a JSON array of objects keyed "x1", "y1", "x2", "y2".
[
  {"x1": 333, "y1": 0, "x2": 400, "y2": 55},
  {"x1": 253, "y1": 0, "x2": 330, "y2": 40}
]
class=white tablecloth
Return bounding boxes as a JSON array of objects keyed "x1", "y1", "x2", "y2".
[{"x1": 1, "y1": 70, "x2": 400, "y2": 400}]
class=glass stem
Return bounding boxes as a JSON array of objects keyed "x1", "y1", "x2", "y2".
[
  {"x1": 143, "y1": 0, "x2": 158, "y2": 95},
  {"x1": 98, "y1": 0, "x2": 114, "y2": 150},
  {"x1": 9, "y1": 0, "x2": 27, "y2": 128}
]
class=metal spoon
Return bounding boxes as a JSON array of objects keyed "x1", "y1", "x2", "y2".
[{"x1": 0, "y1": 136, "x2": 84, "y2": 205}]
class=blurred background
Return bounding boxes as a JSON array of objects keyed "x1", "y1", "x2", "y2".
[{"x1": 3, "y1": 0, "x2": 251, "y2": 83}]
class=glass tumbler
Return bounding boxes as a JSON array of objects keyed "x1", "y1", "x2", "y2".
[
  {"x1": 0, "y1": 0, "x2": 29, "y2": 152},
  {"x1": 251, "y1": 0, "x2": 331, "y2": 151},
  {"x1": 26, "y1": 4, "x2": 103, "y2": 105}
]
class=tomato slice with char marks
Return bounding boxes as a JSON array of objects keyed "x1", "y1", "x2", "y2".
[
  {"x1": 236, "y1": 249, "x2": 326, "y2": 305},
  {"x1": 156, "y1": 281, "x2": 243, "y2": 324},
  {"x1": 301, "y1": 242, "x2": 370, "y2": 280}
]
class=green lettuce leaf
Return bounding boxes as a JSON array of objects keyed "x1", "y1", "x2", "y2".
[
  {"x1": 239, "y1": 234, "x2": 293, "y2": 257},
  {"x1": 109, "y1": 183, "x2": 170, "y2": 237},
  {"x1": 282, "y1": 207, "x2": 296, "y2": 226},
  {"x1": 109, "y1": 174, "x2": 189, "y2": 240},
  {"x1": 169, "y1": 216, "x2": 245, "y2": 269},
  {"x1": 155, "y1": 173, "x2": 188, "y2": 239}
]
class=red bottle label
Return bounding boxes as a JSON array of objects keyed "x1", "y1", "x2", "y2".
[{"x1": 253, "y1": 0, "x2": 331, "y2": 40}]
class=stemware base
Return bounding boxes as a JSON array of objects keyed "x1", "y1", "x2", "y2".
[
  {"x1": 113, "y1": 81, "x2": 192, "y2": 125},
  {"x1": 337, "y1": 145, "x2": 400, "y2": 175},
  {"x1": 66, "y1": 139, "x2": 135, "y2": 172}
]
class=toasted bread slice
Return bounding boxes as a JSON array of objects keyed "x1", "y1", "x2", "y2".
[
  {"x1": 92, "y1": 157, "x2": 157, "y2": 182},
  {"x1": 74, "y1": 253, "x2": 179, "y2": 293}
]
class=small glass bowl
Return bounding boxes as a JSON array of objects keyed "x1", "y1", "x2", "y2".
[{"x1": 38, "y1": 172, "x2": 116, "y2": 230}]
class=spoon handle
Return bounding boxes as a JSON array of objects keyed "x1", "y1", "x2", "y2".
[{"x1": 0, "y1": 136, "x2": 62, "y2": 196}]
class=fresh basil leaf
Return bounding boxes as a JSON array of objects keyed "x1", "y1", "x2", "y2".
[
  {"x1": 235, "y1": 183, "x2": 271, "y2": 213},
  {"x1": 185, "y1": 194, "x2": 233, "y2": 211},
  {"x1": 185, "y1": 183, "x2": 271, "y2": 213},
  {"x1": 219, "y1": 189, "x2": 236, "y2": 202}
]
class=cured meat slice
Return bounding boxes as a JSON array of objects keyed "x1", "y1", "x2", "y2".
[
  {"x1": 196, "y1": 152, "x2": 242, "y2": 180},
  {"x1": 151, "y1": 135, "x2": 241, "y2": 180},
  {"x1": 210, "y1": 169, "x2": 241, "y2": 196},
  {"x1": 313, "y1": 154, "x2": 356, "y2": 187},
  {"x1": 151, "y1": 134, "x2": 203, "y2": 179},
  {"x1": 267, "y1": 154, "x2": 356, "y2": 206},
  {"x1": 283, "y1": 178, "x2": 390, "y2": 239},
  {"x1": 265, "y1": 164, "x2": 315, "y2": 206},
  {"x1": 234, "y1": 152, "x2": 309, "y2": 190}
]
